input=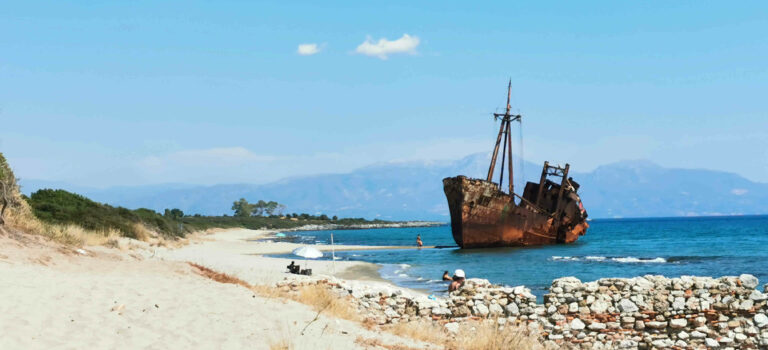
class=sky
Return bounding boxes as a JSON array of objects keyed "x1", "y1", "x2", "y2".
[{"x1": 2, "y1": 1, "x2": 767, "y2": 187}]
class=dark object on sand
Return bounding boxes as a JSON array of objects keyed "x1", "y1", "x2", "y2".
[
  {"x1": 443, "y1": 81, "x2": 589, "y2": 248},
  {"x1": 300, "y1": 269, "x2": 312, "y2": 276},
  {"x1": 287, "y1": 261, "x2": 300, "y2": 274}
]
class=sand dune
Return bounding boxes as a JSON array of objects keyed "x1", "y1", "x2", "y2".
[{"x1": 0, "y1": 229, "x2": 429, "y2": 349}]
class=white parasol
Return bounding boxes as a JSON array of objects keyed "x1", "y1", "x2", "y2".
[
  {"x1": 292, "y1": 246, "x2": 323, "y2": 272},
  {"x1": 292, "y1": 246, "x2": 323, "y2": 259}
]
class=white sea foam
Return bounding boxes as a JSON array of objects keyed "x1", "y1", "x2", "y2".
[
  {"x1": 552, "y1": 256, "x2": 667, "y2": 263},
  {"x1": 551, "y1": 256, "x2": 580, "y2": 261},
  {"x1": 612, "y1": 257, "x2": 667, "y2": 263}
]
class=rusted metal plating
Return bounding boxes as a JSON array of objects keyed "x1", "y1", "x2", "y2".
[{"x1": 443, "y1": 82, "x2": 588, "y2": 248}]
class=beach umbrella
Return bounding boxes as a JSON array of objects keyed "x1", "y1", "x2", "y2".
[
  {"x1": 292, "y1": 246, "x2": 323, "y2": 259},
  {"x1": 292, "y1": 246, "x2": 323, "y2": 272}
]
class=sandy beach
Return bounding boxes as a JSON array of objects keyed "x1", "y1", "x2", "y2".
[{"x1": 0, "y1": 228, "x2": 430, "y2": 350}]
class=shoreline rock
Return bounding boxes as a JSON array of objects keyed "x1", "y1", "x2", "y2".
[{"x1": 278, "y1": 274, "x2": 768, "y2": 349}]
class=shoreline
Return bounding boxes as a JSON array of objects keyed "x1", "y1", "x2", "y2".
[
  {"x1": 279, "y1": 221, "x2": 445, "y2": 232},
  {"x1": 161, "y1": 228, "x2": 429, "y2": 295},
  {"x1": 4, "y1": 226, "x2": 768, "y2": 349},
  {"x1": 0, "y1": 227, "x2": 434, "y2": 349}
]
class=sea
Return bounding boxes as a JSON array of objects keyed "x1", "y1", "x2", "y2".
[{"x1": 268, "y1": 215, "x2": 768, "y2": 299}]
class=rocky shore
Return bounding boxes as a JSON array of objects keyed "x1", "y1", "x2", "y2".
[{"x1": 278, "y1": 274, "x2": 768, "y2": 349}]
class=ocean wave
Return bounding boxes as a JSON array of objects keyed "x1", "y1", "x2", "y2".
[
  {"x1": 551, "y1": 256, "x2": 580, "y2": 261},
  {"x1": 612, "y1": 257, "x2": 666, "y2": 263},
  {"x1": 552, "y1": 256, "x2": 668, "y2": 264}
]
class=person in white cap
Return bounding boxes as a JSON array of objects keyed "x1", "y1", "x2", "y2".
[{"x1": 449, "y1": 269, "x2": 466, "y2": 292}]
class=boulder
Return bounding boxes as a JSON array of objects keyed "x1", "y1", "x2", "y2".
[
  {"x1": 589, "y1": 322, "x2": 606, "y2": 330},
  {"x1": 444, "y1": 322, "x2": 459, "y2": 334},
  {"x1": 670, "y1": 318, "x2": 687, "y2": 329},
  {"x1": 571, "y1": 318, "x2": 586, "y2": 330},
  {"x1": 739, "y1": 274, "x2": 759, "y2": 289},
  {"x1": 590, "y1": 300, "x2": 610, "y2": 314},
  {"x1": 488, "y1": 303, "x2": 504, "y2": 316},
  {"x1": 704, "y1": 338, "x2": 719, "y2": 348},
  {"x1": 475, "y1": 303, "x2": 489, "y2": 317},
  {"x1": 505, "y1": 303, "x2": 519, "y2": 316},
  {"x1": 651, "y1": 339, "x2": 674, "y2": 348},
  {"x1": 617, "y1": 299, "x2": 639, "y2": 313},
  {"x1": 754, "y1": 313, "x2": 768, "y2": 328}
]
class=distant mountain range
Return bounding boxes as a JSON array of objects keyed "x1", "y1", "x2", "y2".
[{"x1": 20, "y1": 153, "x2": 768, "y2": 221}]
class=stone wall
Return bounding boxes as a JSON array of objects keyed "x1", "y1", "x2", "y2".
[{"x1": 277, "y1": 274, "x2": 768, "y2": 349}]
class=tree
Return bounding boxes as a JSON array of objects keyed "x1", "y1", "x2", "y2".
[
  {"x1": 332, "y1": 215, "x2": 338, "y2": 221},
  {"x1": 319, "y1": 214, "x2": 329, "y2": 220},
  {"x1": 164, "y1": 208, "x2": 184, "y2": 220},
  {"x1": 276, "y1": 204, "x2": 287, "y2": 215},
  {"x1": 251, "y1": 200, "x2": 267, "y2": 216},
  {"x1": 231, "y1": 198, "x2": 253, "y2": 217},
  {"x1": 0, "y1": 153, "x2": 21, "y2": 226},
  {"x1": 264, "y1": 201, "x2": 279, "y2": 216}
]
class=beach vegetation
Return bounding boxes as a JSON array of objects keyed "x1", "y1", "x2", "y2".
[
  {"x1": 0, "y1": 153, "x2": 123, "y2": 245},
  {"x1": 231, "y1": 198, "x2": 287, "y2": 217},
  {"x1": 268, "y1": 335, "x2": 294, "y2": 350},
  {"x1": 0, "y1": 153, "x2": 23, "y2": 226},
  {"x1": 231, "y1": 198, "x2": 253, "y2": 217},
  {"x1": 384, "y1": 319, "x2": 541, "y2": 350},
  {"x1": 27, "y1": 189, "x2": 185, "y2": 239}
]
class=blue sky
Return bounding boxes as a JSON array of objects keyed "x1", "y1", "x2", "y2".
[{"x1": 2, "y1": 1, "x2": 767, "y2": 186}]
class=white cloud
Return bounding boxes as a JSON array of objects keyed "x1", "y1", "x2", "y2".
[
  {"x1": 297, "y1": 43, "x2": 320, "y2": 56},
  {"x1": 355, "y1": 34, "x2": 420, "y2": 59}
]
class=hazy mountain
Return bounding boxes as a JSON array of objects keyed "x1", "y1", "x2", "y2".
[{"x1": 20, "y1": 153, "x2": 768, "y2": 220}]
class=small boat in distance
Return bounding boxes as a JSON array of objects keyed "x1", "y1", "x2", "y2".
[{"x1": 443, "y1": 81, "x2": 589, "y2": 248}]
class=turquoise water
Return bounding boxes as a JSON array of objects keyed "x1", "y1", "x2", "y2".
[{"x1": 270, "y1": 216, "x2": 768, "y2": 297}]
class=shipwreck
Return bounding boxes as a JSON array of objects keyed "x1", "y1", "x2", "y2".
[{"x1": 443, "y1": 81, "x2": 589, "y2": 248}]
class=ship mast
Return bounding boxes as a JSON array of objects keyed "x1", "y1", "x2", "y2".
[{"x1": 486, "y1": 80, "x2": 521, "y2": 195}]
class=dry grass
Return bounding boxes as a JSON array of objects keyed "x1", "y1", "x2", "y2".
[
  {"x1": 292, "y1": 284, "x2": 360, "y2": 322},
  {"x1": 4, "y1": 202, "x2": 120, "y2": 246},
  {"x1": 384, "y1": 319, "x2": 541, "y2": 350},
  {"x1": 385, "y1": 320, "x2": 448, "y2": 345},
  {"x1": 268, "y1": 332, "x2": 294, "y2": 350},
  {"x1": 187, "y1": 263, "x2": 360, "y2": 322},
  {"x1": 188, "y1": 263, "x2": 253, "y2": 288},
  {"x1": 3, "y1": 199, "x2": 172, "y2": 248},
  {"x1": 132, "y1": 222, "x2": 153, "y2": 242},
  {"x1": 450, "y1": 320, "x2": 540, "y2": 350},
  {"x1": 354, "y1": 336, "x2": 423, "y2": 350}
]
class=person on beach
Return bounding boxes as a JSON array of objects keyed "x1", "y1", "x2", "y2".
[
  {"x1": 287, "y1": 261, "x2": 299, "y2": 274},
  {"x1": 442, "y1": 271, "x2": 452, "y2": 281},
  {"x1": 416, "y1": 234, "x2": 423, "y2": 248},
  {"x1": 449, "y1": 269, "x2": 466, "y2": 292}
]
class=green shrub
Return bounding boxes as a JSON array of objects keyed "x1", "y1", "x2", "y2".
[{"x1": 28, "y1": 189, "x2": 184, "y2": 238}]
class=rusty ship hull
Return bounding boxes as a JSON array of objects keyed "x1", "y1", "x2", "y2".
[
  {"x1": 443, "y1": 175, "x2": 588, "y2": 248},
  {"x1": 443, "y1": 81, "x2": 588, "y2": 248}
]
